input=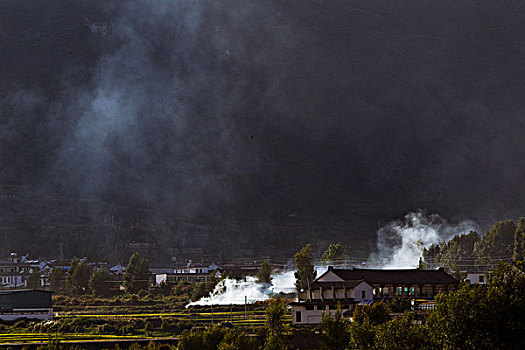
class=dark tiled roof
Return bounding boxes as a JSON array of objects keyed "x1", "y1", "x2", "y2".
[{"x1": 326, "y1": 267, "x2": 458, "y2": 285}]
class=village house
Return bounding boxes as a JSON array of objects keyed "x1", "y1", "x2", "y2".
[
  {"x1": 155, "y1": 261, "x2": 222, "y2": 285},
  {"x1": 290, "y1": 266, "x2": 459, "y2": 325},
  {"x1": 463, "y1": 271, "x2": 486, "y2": 285}
]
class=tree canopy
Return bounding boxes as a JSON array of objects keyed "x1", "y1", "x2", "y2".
[
  {"x1": 474, "y1": 219, "x2": 516, "y2": 264},
  {"x1": 264, "y1": 296, "x2": 288, "y2": 350},
  {"x1": 513, "y1": 217, "x2": 525, "y2": 262},
  {"x1": 89, "y1": 267, "x2": 112, "y2": 296},
  {"x1": 124, "y1": 253, "x2": 150, "y2": 294},
  {"x1": 321, "y1": 242, "x2": 349, "y2": 266},
  {"x1": 294, "y1": 244, "x2": 316, "y2": 291},
  {"x1": 66, "y1": 258, "x2": 91, "y2": 295},
  {"x1": 256, "y1": 260, "x2": 273, "y2": 284}
]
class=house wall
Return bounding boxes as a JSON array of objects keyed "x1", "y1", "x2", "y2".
[
  {"x1": 466, "y1": 273, "x2": 485, "y2": 284},
  {"x1": 354, "y1": 282, "x2": 373, "y2": 301},
  {"x1": 292, "y1": 304, "x2": 352, "y2": 325},
  {"x1": 317, "y1": 271, "x2": 344, "y2": 282}
]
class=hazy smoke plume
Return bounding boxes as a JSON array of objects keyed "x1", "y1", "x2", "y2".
[
  {"x1": 2, "y1": 0, "x2": 525, "y2": 236},
  {"x1": 187, "y1": 270, "x2": 297, "y2": 306},
  {"x1": 371, "y1": 211, "x2": 477, "y2": 268},
  {"x1": 188, "y1": 267, "x2": 331, "y2": 306}
]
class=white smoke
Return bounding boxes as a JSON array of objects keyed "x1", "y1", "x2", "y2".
[
  {"x1": 187, "y1": 267, "x2": 325, "y2": 306},
  {"x1": 371, "y1": 211, "x2": 477, "y2": 268}
]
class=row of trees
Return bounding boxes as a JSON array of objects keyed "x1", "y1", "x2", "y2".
[
  {"x1": 423, "y1": 218, "x2": 525, "y2": 276},
  {"x1": 293, "y1": 242, "x2": 349, "y2": 291},
  {"x1": 49, "y1": 253, "x2": 150, "y2": 295},
  {"x1": 318, "y1": 261, "x2": 525, "y2": 349}
]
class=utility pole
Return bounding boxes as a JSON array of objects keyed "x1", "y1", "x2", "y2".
[{"x1": 245, "y1": 295, "x2": 248, "y2": 320}]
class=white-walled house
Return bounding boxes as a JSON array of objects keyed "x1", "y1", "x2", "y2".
[
  {"x1": 290, "y1": 279, "x2": 373, "y2": 324},
  {"x1": 155, "y1": 261, "x2": 222, "y2": 285},
  {"x1": 465, "y1": 272, "x2": 486, "y2": 284},
  {"x1": 291, "y1": 266, "x2": 459, "y2": 325}
]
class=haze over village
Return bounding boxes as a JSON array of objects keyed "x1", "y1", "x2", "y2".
[{"x1": 0, "y1": 1, "x2": 524, "y2": 349}]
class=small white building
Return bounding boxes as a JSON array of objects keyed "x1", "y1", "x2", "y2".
[
  {"x1": 465, "y1": 272, "x2": 486, "y2": 285},
  {"x1": 155, "y1": 261, "x2": 222, "y2": 285}
]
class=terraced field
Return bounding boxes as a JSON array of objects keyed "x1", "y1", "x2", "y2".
[
  {"x1": 0, "y1": 333, "x2": 160, "y2": 344},
  {"x1": 55, "y1": 309, "x2": 292, "y2": 327}
]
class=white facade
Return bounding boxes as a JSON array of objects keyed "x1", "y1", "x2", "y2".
[
  {"x1": 465, "y1": 272, "x2": 486, "y2": 284},
  {"x1": 292, "y1": 281, "x2": 373, "y2": 325}
]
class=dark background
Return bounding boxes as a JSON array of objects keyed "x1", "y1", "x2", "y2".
[{"x1": 1, "y1": 1, "x2": 524, "y2": 260}]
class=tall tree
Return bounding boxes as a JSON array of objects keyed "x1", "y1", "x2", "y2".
[
  {"x1": 427, "y1": 261, "x2": 525, "y2": 349},
  {"x1": 66, "y1": 258, "x2": 91, "y2": 295},
  {"x1": 49, "y1": 268, "x2": 66, "y2": 293},
  {"x1": 264, "y1": 296, "x2": 288, "y2": 350},
  {"x1": 319, "y1": 308, "x2": 349, "y2": 350},
  {"x1": 321, "y1": 242, "x2": 349, "y2": 266},
  {"x1": 474, "y1": 220, "x2": 516, "y2": 264},
  {"x1": 26, "y1": 270, "x2": 41, "y2": 289},
  {"x1": 257, "y1": 260, "x2": 273, "y2": 284},
  {"x1": 89, "y1": 268, "x2": 112, "y2": 296},
  {"x1": 513, "y1": 217, "x2": 525, "y2": 262},
  {"x1": 294, "y1": 244, "x2": 316, "y2": 291},
  {"x1": 124, "y1": 253, "x2": 150, "y2": 294},
  {"x1": 374, "y1": 312, "x2": 429, "y2": 350}
]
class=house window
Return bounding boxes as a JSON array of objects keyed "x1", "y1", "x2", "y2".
[
  {"x1": 295, "y1": 311, "x2": 302, "y2": 323},
  {"x1": 396, "y1": 287, "x2": 402, "y2": 295},
  {"x1": 479, "y1": 275, "x2": 484, "y2": 283},
  {"x1": 409, "y1": 287, "x2": 415, "y2": 296},
  {"x1": 305, "y1": 305, "x2": 314, "y2": 310},
  {"x1": 361, "y1": 290, "x2": 366, "y2": 299}
]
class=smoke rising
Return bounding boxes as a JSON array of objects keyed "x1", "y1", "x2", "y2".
[
  {"x1": 370, "y1": 211, "x2": 478, "y2": 268},
  {"x1": 187, "y1": 270, "x2": 297, "y2": 306},
  {"x1": 188, "y1": 267, "x2": 332, "y2": 306}
]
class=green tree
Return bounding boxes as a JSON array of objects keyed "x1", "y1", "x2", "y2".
[
  {"x1": 264, "y1": 296, "x2": 288, "y2": 350},
  {"x1": 321, "y1": 242, "x2": 348, "y2": 266},
  {"x1": 418, "y1": 257, "x2": 426, "y2": 270},
  {"x1": 257, "y1": 260, "x2": 273, "y2": 284},
  {"x1": 124, "y1": 253, "x2": 150, "y2": 294},
  {"x1": 513, "y1": 217, "x2": 525, "y2": 262},
  {"x1": 423, "y1": 231, "x2": 480, "y2": 276},
  {"x1": 474, "y1": 220, "x2": 516, "y2": 264},
  {"x1": 319, "y1": 307, "x2": 349, "y2": 350},
  {"x1": 294, "y1": 244, "x2": 316, "y2": 291},
  {"x1": 349, "y1": 317, "x2": 376, "y2": 350},
  {"x1": 190, "y1": 282, "x2": 207, "y2": 301},
  {"x1": 178, "y1": 326, "x2": 226, "y2": 350},
  {"x1": 427, "y1": 262, "x2": 525, "y2": 349},
  {"x1": 218, "y1": 329, "x2": 258, "y2": 350},
  {"x1": 89, "y1": 268, "x2": 112, "y2": 296},
  {"x1": 49, "y1": 268, "x2": 66, "y2": 293},
  {"x1": 374, "y1": 312, "x2": 429, "y2": 350},
  {"x1": 66, "y1": 258, "x2": 91, "y2": 295},
  {"x1": 352, "y1": 301, "x2": 390, "y2": 326},
  {"x1": 386, "y1": 294, "x2": 411, "y2": 313},
  {"x1": 26, "y1": 270, "x2": 41, "y2": 289}
]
